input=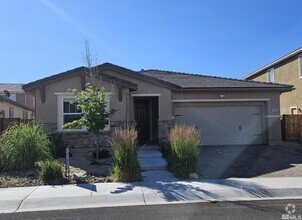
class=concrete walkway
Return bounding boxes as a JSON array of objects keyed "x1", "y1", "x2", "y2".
[
  {"x1": 1, "y1": 177, "x2": 302, "y2": 213},
  {"x1": 138, "y1": 149, "x2": 177, "y2": 182}
]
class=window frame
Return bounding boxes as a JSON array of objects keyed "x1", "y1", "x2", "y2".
[
  {"x1": 290, "y1": 106, "x2": 298, "y2": 115},
  {"x1": 23, "y1": 111, "x2": 28, "y2": 119},
  {"x1": 9, "y1": 107, "x2": 14, "y2": 118},
  {"x1": 267, "y1": 68, "x2": 275, "y2": 83},
  {"x1": 55, "y1": 92, "x2": 111, "y2": 132}
]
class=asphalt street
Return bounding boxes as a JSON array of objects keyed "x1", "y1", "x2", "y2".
[{"x1": 1, "y1": 199, "x2": 302, "y2": 220}]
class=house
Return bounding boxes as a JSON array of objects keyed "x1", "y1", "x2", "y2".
[
  {"x1": 22, "y1": 63, "x2": 292, "y2": 147},
  {"x1": 243, "y1": 47, "x2": 302, "y2": 115},
  {"x1": 0, "y1": 83, "x2": 35, "y2": 109},
  {"x1": 0, "y1": 94, "x2": 34, "y2": 119}
]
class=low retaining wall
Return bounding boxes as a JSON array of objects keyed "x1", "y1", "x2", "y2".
[{"x1": 54, "y1": 131, "x2": 111, "y2": 148}]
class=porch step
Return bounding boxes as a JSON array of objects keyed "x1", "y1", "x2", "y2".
[
  {"x1": 137, "y1": 145, "x2": 160, "y2": 151},
  {"x1": 138, "y1": 149, "x2": 167, "y2": 171},
  {"x1": 138, "y1": 150, "x2": 162, "y2": 158}
]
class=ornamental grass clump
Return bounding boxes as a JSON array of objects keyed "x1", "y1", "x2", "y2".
[
  {"x1": 0, "y1": 123, "x2": 53, "y2": 171},
  {"x1": 169, "y1": 124, "x2": 201, "y2": 179},
  {"x1": 111, "y1": 128, "x2": 141, "y2": 182},
  {"x1": 36, "y1": 160, "x2": 64, "y2": 183}
]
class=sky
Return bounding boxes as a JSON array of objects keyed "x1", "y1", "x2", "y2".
[{"x1": 0, "y1": 0, "x2": 302, "y2": 84}]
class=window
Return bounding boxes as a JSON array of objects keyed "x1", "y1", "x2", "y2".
[
  {"x1": 9, "y1": 93, "x2": 16, "y2": 101},
  {"x1": 9, "y1": 107, "x2": 14, "y2": 118},
  {"x1": 62, "y1": 98, "x2": 83, "y2": 128},
  {"x1": 0, "y1": 110, "x2": 5, "y2": 118},
  {"x1": 23, "y1": 111, "x2": 28, "y2": 119},
  {"x1": 299, "y1": 54, "x2": 302, "y2": 77},
  {"x1": 56, "y1": 93, "x2": 111, "y2": 132},
  {"x1": 267, "y1": 68, "x2": 274, "y2": 83},
  {"x1": 290, "y1": 107, "x2": 298, "y2": 115}
]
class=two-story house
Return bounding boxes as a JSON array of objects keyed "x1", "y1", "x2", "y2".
[
  {"x1": 0, "y1": 84, "x2": 35, "y2": 109},
  {"x1": 0, "y1": 83, "x2": 35, "y2": 119},
  {"x1": 243, "y1": 47, "x2": 302, "y2": 115}
]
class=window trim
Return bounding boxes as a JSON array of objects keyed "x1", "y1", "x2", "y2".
[
  {"x1": 290, "y1": 106, "x2": 298, "y2": 115},
  {"x1": 9, "y1": 107, "x2": 14, "y2": 118},
  {"x1": 55, "y1": 92, "x2": 111, "y2": 132},
  {"x1": 267, "y1": 68, "x2": 275, "y2": 83},
  {"x1": 23, "y1": 111, "x2": 28, "y2": 119}
]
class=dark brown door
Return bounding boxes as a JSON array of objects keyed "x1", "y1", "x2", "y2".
[{"x1": 134, "y1": 99, "x2": 151, "y2": 142}]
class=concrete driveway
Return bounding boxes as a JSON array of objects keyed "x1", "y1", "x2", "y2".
[{"x1": 198, "y1": 142, "x2": 302, "y2": 179}]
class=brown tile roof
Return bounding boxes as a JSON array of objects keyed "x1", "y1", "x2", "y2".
[
  {"x1": 140, "y1": 69, "x2": 293, "y2": 90},
  {"x1": 23, "y1": 62, "x2": 293, "y2": 92},
  {"x1": 0, "y1": 83, "x2": 25, "y2": 93}
]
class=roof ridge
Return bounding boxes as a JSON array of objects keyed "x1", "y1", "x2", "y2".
[{"x1": 141, "y1": 69, "x2": 291, "y2": 87}]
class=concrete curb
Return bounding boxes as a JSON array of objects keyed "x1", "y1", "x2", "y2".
[{"x1": 1, "y1": 177, "x2": 302, "y2": 213}]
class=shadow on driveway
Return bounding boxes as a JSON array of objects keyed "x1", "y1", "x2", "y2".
[{"x1": 198, "y1": 144, "x2": 302, "y2": 179}]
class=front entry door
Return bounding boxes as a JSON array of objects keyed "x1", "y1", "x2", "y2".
[{"x1": 134, "y1": 99, "x2": 151, "y2": 142}]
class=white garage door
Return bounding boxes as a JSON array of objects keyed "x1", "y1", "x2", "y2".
[{"x1": 175, "y1": 105, "x2": 263, "y2": 145}]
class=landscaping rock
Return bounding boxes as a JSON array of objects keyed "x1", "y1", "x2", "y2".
[
  {"x1": 72, "y1": 170, "x2": 87, "y2": 180},
  {"x1": 189, "y1": 173, "x2": 199, "y2": 180}
]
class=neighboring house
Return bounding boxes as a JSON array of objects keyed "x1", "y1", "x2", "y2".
[
  {"x1": 23, "y1": 63, "x2": 292, "y2": 147},
  {"x1": 0, "y1": 83, "x2": 35, "y2": 109},
  {"x1": 0, "y1": 95, "x2": 34, "y2": 119},
  {"x1": 243, "y1": 47, "x2": 302, "y2": 115}
]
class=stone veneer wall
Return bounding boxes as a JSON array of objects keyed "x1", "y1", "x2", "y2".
[
  {"x1": 59, "y1": 131, "x2": 111, "y2": 148},
  {"x1": 158, "y1": 120, "x2": 173, "y2": 141},
  {"x1": 40, "y1": 122, "x2": 111, "y2": 148},
  {"x1": 41, "y1": 121, "x2": 172, "y2": 148}
]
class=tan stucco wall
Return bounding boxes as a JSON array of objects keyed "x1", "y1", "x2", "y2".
[
  {"x1": 103, "y1": 70, "x2": 172, "y2": 121},
  {"x1": 0, "y1": 101, "x2": 34, "y2": 119},
  {"x1": 247, "y1": 55, "x2": 300, "y2": 115},
  {"x1": 172, "y1": 90, "x2": 282, "y2": 145},
  {"x1": 34, "y1": 70, "x2": 172, "y2": 131},
  {"x1": 33, "y1": 68, "x2": 283, "y2": 144}
]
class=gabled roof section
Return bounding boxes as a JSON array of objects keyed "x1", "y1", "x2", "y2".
[
  {"x1": 22, "y1": 66, "x2": 84, "y2": 91},
  {"x1": 23, "y1": 62, "x2": 293, "y2": 93},
  {"x1": 140, "y1": 69, "x2": 293, "y2": 91},
  {"x1": 22, "y1": 64, "x2": 139, "y2": 91},
  {"x1": 0, "y1": 83, "x2": 25, "y2": 93},
  {"x1": 243, "y1": 47, "x2": 302, "y2": 80},
  {"x1": 22, "y1": 62, "x2": 181, "y2": 92},
  {"x1": 97, "y1": 63, "x2": 181, "y2": 89},
  {"x1": 0, "y1": 95, "x2": 34, "y2": 111}
]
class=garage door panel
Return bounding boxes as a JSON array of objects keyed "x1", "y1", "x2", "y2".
[{"x1": 175, "y1": 105, "x2": 263, "y2": 145}]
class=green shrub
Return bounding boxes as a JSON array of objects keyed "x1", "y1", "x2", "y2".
[
  {"x1": 36, "y1": 160, "x2": 64, "y2": 183},
  {"x1": 159, "y1": 138, "x2": 171, "y2": 159},
  {"x1": 0, "y1": 123, "x2": 53, "y2": 171},
  {"x1": 49, "y1": 133, "x2": 66, "y2": 158},
  {"x1": 111, "y1": 128, "x2": 141, "y2": 182},
  {"x1": 169, "y1": 124, "x2": 201, "y2": 179}
]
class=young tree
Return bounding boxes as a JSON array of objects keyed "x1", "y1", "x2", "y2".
[{"x1": 63, "y1": 40, "x2": 115, "y2": 162}]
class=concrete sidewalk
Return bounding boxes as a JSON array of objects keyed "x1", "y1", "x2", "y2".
[{"x1": 1, "y1": 177, "x2": 302, "y2": 213}]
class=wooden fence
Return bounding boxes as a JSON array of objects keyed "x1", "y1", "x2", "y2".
[
  {"x1": 281, "y1": 114, "x2": 302, "y2": 141},
  {"x1": 0, "y1": 118, "x2": 33, "y2": 132}
]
